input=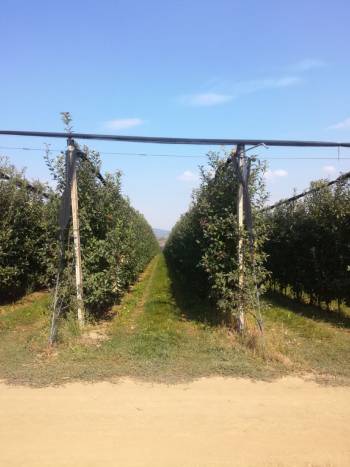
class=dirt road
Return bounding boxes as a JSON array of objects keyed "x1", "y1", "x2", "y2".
[{"x1": 0, "y1": 377, "x2": 349, "y2": 467}]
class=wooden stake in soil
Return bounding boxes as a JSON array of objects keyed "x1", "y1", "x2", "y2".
[
  {"x1": 68, "y1": 140, "x2": 85, "y2": 327},
  {"x1": 236, "y1": 144, "x2": 245, "y2": 333}
]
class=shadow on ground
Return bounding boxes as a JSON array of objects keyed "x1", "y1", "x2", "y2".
[
  {"x1": 165, "y1": 261, "x2": 224, "y2": 327},
  {"x1": 265, "y1": 291, "x2": 350, "y2": 330}
]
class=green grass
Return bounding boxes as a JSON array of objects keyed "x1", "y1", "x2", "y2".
[
  {"x1": 262, "y1": 293, "x2": 350, "y2": 381},
  {"x1": 0, "y1": 254, "x2": 349, "y2": 386},
  {"x1": 0, "y1": 292, "x2": 52, "y2": 382}
]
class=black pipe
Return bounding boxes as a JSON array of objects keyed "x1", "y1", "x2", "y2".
[{"x1": 1, "y1": 130, "x2": 350, "y2": 148}]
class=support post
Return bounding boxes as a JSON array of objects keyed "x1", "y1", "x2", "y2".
[
  {"x1": 236, "y1": 144, "x2": 245, "y2": 333},
  {"x1": 68, "y1": 140, "x2": 85, "y2": 327}
]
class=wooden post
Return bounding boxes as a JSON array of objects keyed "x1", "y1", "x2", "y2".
[
  {"x1": 236, "y1": 144, "x2": 245, "y2": 333},
  {"x1": 68, "y1": 140, "x2": 85, "y2": 327}
]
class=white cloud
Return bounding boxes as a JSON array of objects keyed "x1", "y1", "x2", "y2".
[
  {"x1": 328, "y1": 117, "x2": 350, "y2": 130},
  {"x1": 230, "y1": 77, "x2": 301, "y2": 96},
  {"x1": 179, "y1": 76, "x2": 301, "y2": 107},
  {"x1": 264, "y1": 169, "x2": 288, "y2": 180},
  {"x1": 274, "y1": 169, "x2": 288, "y2": 177},
  {"x1": 323, "y1": 165, "x2": 337, "y2": 176},
  {"x1": 180, "y1": 93, "x2": 232, "y2": 107},
  {"x1": 290, "y1": 59, "x2": 326, "y2": 72},
  {"x1": 104, "y1": 118, "x2": 144, "y2": 130},
  {"x1": 246, "y1": 76, "x2": 302, "y2": 92},
  {"x1": 177, "y1": 170, "x2": 199, "y2": 182}
]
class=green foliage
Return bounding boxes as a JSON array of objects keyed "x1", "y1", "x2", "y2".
[
  {"x1": 1, "y1": 257, "x2": 350, "y2": 386},
  {"x1": 0, "y1": 145, "x2": 158, "y2": 316},
  {"x1": 264, "y1": 178, "x2": 350, "y2": 307},
  {"x1": 45, "y1": 147, "x2": 159, "y2": 316},
  {"x1": 164, "y1": 152, "x2": 268, "y2": 326},
  {"x1": 0, "y1": 157, "x2": 56, "y2": 300}
]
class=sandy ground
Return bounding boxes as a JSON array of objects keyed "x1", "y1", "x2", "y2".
[{"x1": 0, "y1": 377, "x2": 349, "y2": 467}]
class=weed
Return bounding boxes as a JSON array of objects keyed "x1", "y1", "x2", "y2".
[{"x1": 0, "y1": 256, "x2": 349, "y2": 386}]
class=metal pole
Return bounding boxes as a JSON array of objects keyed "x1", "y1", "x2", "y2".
[
  {"x1": 236, "y1": 144, "x2": 245, "y2": 333},
  {"x1": 0, "y1": 129, "x2": 350, "y2": 148},
  {"x1": 68, "y1": 140, "x2": 85, "y2": 327}
]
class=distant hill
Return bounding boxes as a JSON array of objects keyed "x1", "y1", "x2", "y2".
[{"x1": 153, "y1": 228, "x2": 170, "y2": 240}]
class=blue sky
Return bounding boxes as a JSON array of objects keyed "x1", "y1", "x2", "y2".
[{"x1": 1, "y1": 0, "x2": 350, "y2": 229}]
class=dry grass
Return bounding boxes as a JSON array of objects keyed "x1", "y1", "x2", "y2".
[{"x1": 0, "y1": 255, "x2": 349, "y2": 386}]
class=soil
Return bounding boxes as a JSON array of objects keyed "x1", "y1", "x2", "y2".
[{"x1": 1, "y1": 376, "x2": 349, "y2": 466}]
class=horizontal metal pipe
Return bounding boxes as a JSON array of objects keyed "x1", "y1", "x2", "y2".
[{"x1": 0, "y1": 130, "x2": 350, "y2": 148}]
